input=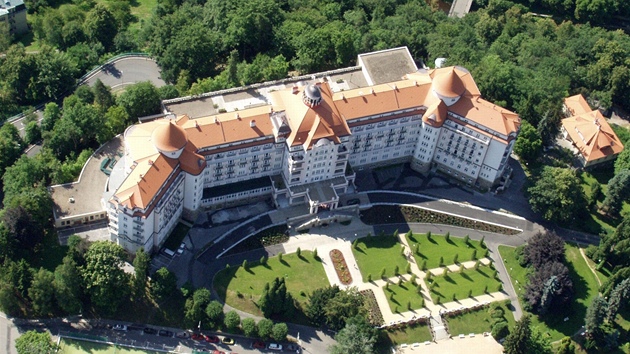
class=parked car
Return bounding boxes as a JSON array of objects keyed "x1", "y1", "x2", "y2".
[
  {"x1": 112, "y1": 324, "x2": 127, "y2": 331},
  {"x1": 252, "y1": 340, "x2": 265, "y2": 349},
  {"x1": 205, "y1": 335, "x2": 220, "y2": 343},
  {"x1": 191, "y1": 333, "x2": 204, "y2": 340},
  {"x1": 158, "y1": 330, "x2": 174, "y2": 337},
  {"x1": 175, "y1": 331, "x2": 189, "y2": 339},
  {"x1": 221, "y1": 337, "x2": 235, "y2": 345},
  {"x1": 143, "y1": 327, "x2": 157, "y2": 335},
  {"x1": 346, "y1": 198, "x2": 360, "y2": 205},
  {"x1": 268, "y1": 343, "x2": 283, "y2": 351},
  {"x1": 177, "y1": 242, "x2": 185, "y2": 254},
  {"x1": 286, "y1": 343, "x2": 300, "y2": 351}
]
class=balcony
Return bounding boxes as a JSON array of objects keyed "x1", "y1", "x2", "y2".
[{"x1": 337, "y1": 145, "x2": 348, "y2": 153}]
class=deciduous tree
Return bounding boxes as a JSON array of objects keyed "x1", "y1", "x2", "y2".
[
  {"x1": 329, "y1": 315, "x2": 376, "y2": 354},
  {"x1": 28, "y1": 268, "x2": 56, "y2": 316},
  {"x1": 53, "y1": 256, "x2": 82, "y2": 314},
  {"x1": 528, "y1": 167, "x2": 587, "y2": 223},
  {"x1": 151, "y1": 267, "x2": 177, "y2": 302},
  {"x1": 81, "y1": 241, "x2": 130, "y2": 314},
  {"x1": 15, "y1": 330, "x2": 57, "y2": 354}
]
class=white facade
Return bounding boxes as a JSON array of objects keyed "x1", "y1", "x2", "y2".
[{"x1": 102, "y1": 49, "x2": 520, "y2": 254}]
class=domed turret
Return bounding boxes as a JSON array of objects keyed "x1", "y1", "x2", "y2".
[
  {"x1": 152, "y1": 121, "x2": 188, "y2": 159},
  {"x1": 432, "y1": 68, "x2": 466, "y2": 106},
  {"x1": 303, "y1": 84, "x2": 322, "y2": 107}
]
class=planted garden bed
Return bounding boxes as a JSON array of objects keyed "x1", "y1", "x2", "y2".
[
  {"x1": 224, "y1": 224, "x2": 289, "y2": 256},
  {"x1": 360, "y1": 289, "x2": 384, "y2": 326},
  {"x1": 361, "y1": 205, "x2": 520, "y2": 235},
  {"x1": 330, "y1": 249, "x2": 352, "y2": 285}
]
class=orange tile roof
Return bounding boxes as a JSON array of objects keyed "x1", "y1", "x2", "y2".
[
  {"x1": 449, "y1": 97, "x2": 520, "y2": 137},
  {"x1": 152, "y1": 121, "x2": 188, "y2": 152},
  {"x1": 564, "y1": 94, "x2": 592, "y2": 116},
  {"x1": 178, "y1": 106, "x2": 274, "y2": 150},
  {"x1": 333, "y1": 80, "x2": 430, "y2": 120},
  {"x1": 562, "y1": 110, "x2": 624, "y2": 162},
  {"x1": 432, "y1": 67, "x2": 466, "y2": 97},
  {"x1": 271, "y1": 83, "x2": 351, "y2": 149},
  {"x1": 423, "y1": 99, "x2": 448, "y2": 127},
  {"x1": 114, "y1": 154, "x2": 179, "y2": 210}
]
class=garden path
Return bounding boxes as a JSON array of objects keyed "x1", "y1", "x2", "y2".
[{"x1": 311, "y1": 232, "x2": 514, "y2": 341}]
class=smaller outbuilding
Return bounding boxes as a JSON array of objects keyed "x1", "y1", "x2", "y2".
[{"x1": 560, "y1": 94, "x2": 624, "y2": 168}]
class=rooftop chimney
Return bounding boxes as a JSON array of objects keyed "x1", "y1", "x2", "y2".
[{"x1": 250, "y1": 120, "x2": 256, "y2": 128}]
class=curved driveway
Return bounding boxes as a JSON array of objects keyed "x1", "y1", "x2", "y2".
[{"x1": 82, "y1": 57, "x2": 166, "y2": 91}]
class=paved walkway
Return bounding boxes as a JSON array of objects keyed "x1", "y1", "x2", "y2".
[{"x1": 279, "y1": 221, "x2": 511, "y2": 344}]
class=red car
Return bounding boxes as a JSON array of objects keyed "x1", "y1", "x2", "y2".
[
  {"x1": 212, "y1": 351, "x2": 226, "y2": 354},
  {"x1": 252, "y1": 341, "x2": 265, "y2": 349},
  {"x1": 191, "y1": 333, "x2": 204, "y2": 340},
  {"x1": 205, "y1": 335, "x2": 220, "y2": 343}
]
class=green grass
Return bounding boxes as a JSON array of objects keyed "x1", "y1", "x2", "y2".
[
  {"x1": 213, "y1": 251, "x2": 328, "y2": 321},
  {"x1": 352, "y1": 234, "x2": 411, "y2": 279},
  {"x1": 375, "y1": 323, "x2": 432, "y2": 353},
  {"x1": 578, "y1": 170, "x2": 628, "y2": 235},
  {"x1": 128, "y1": 0, "x2": 158, "y2": 31},
  {"x1": 59, "y1": 338, "x2": 162, "y2": 354},
  {"x1": 162, "y1": 222, "x2": 190, "y2": 251},
  {"x1": 427, "y1": 265, "x2": 502, "y2": 303},
  {"x1": 499, "y1": 244, "x2": 601, "y2": 341},
  {"x1": 383, "y1": 280, "x2": 425, "y2": 313},
  {"x1": 406, "y1": 233, "x2": 484, "y2": 270},
  {"x1": 446, "y1": 300, "x2": 515, "y2": 335}
]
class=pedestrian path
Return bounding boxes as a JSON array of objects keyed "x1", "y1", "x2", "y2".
[{"x1": 295, "y1": 220, "x2": 512, "y2": 342}]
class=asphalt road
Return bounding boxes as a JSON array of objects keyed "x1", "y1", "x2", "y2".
[
  {"x1": 9, "y1": 56, "x2": 166, "y2": 138},
  {"x1": 83, "y1": 57, "x2": 166, "y2": 91}
]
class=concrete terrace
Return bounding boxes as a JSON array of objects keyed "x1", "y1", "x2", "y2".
[{"x1": 50, "y1": 136, "x2": 124, "y2": 222}]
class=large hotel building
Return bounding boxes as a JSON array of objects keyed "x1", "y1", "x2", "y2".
[{"x1": 52, "y1": 47, "x2": 521, "y2": 253}]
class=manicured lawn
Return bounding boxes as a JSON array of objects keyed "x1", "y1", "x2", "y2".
[
  {"x1": 162, "y1": 222, "x2": 190, "y2": 251},
  {"x1": 353, "y1": 234, "x2": 411, "y2": 279},
  {"x1": 59, "y1": 338, "x2": 161, "y2": 354},
  {"x1": 499, "y1": 244, "x2": 601, "y2": 341},
  {"x1": 427, "y1": 265, "x2": 502, "y2": 303},
  {"x1": 446, "y1": 300, "x2": 515, "y2": 335},
  {"x1": 383, "y1": 280, "x2": 425, "y2": 313},
  {"x1": 213, "y1": 251, "x2": 328, "y2": 319},
  {"x1": 375, "y1": 322, "x2": 432, "y2": 352},
  {"x1": 407, "y1": 233, "x2": 484, "y2": 270}
]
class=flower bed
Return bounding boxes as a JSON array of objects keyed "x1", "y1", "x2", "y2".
[
  {"x1": 361, "y1": 205, "x2": 520, "y2": 235},
  {"x1": 224, "y1": 224, "x2": 289, "y2": 256},
  {"x1": 330, "y1": 249, "x2": 352, "y2": 285},
  {"x1": 360, "y1": 289, "x2": 384, "y2": 326}
]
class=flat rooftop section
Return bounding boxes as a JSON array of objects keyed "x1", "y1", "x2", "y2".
[
  {"x1": 51, "y1": 136, "x2": 124, "y2": 218},
  {"x1": 163, "y1": 67, "x2": 367, "y2": 119},
  {"x1": 165, "y1": 96, "x2": 218, "y2": 119},
  {"x1": 358, "y1": 47, "x2": 418, "y2": 85},
  {"x1": 202, "y1": 176, "x2": 272, "y2": 199}
]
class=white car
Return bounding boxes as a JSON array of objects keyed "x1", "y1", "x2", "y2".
[
  {"x1": 112, "y1": 324, "x2": 127, "y2": 331},
  {"x1": 268, "y1": 343, "x2": 283, "y2": 351},
  {"x1": 177, "y1": 242, "x2": 185, "y2": 254}
]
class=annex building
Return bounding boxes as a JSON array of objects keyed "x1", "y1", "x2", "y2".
[
  {"x1": 561, "y1": 94, "x2": 624, "y2": 168},
  {"x1": 51, "y1": 47, "x2": 521, "y2": 254}
]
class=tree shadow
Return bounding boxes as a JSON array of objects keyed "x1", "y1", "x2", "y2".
[
  {"x1": 444, "y1": 276, "x2": 456, "y2": 284},
  {"x1": 476, "y1": 268, "x2": 490, "y2": 278},
  {"x1": 279, "y1": 260, "x2": 290, "y2": 267},
  {"x1": 460, "y1": 272, "x2": 472, "y2": 282}
]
